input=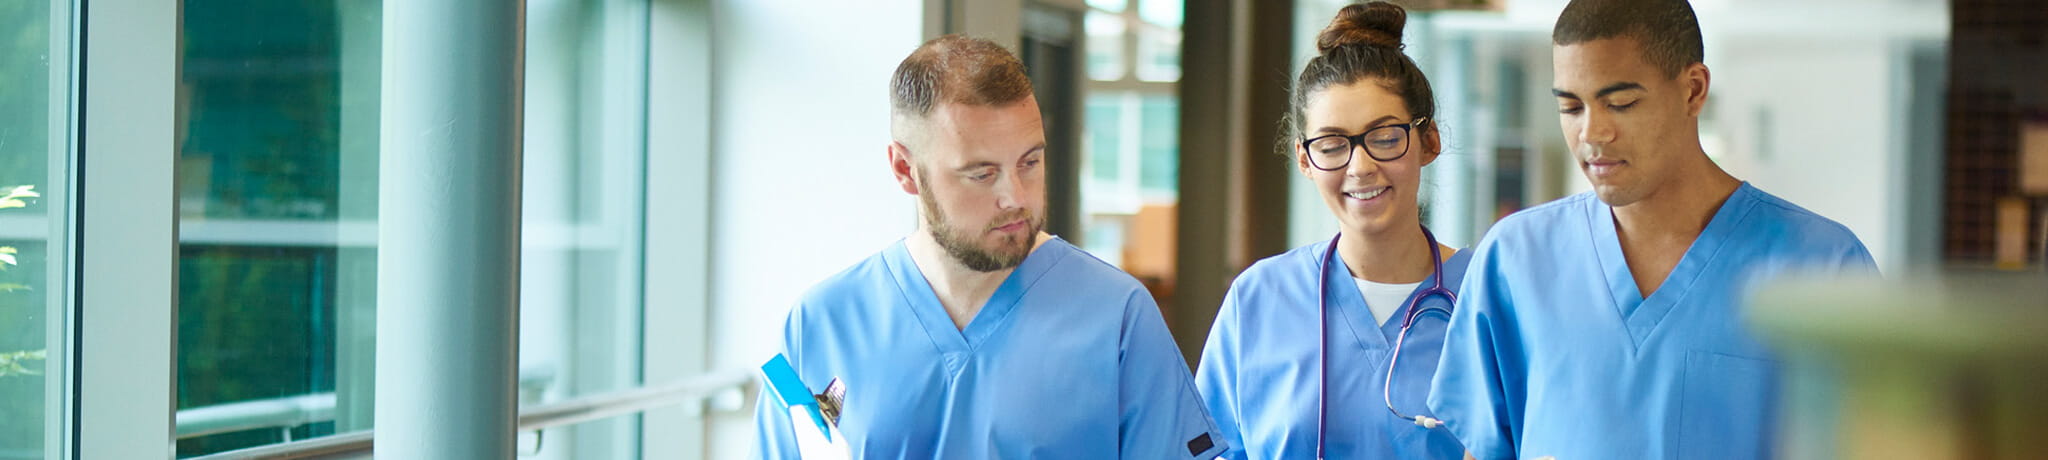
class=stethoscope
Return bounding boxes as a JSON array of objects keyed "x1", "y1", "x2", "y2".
[{"x1": 1315, "y1": 225, "x2": 1455, "y2": 459}]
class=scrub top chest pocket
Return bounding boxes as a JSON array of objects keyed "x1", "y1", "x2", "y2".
[{"x1": 1676, "y1": 350, "x2": 1778, "y2": 460}]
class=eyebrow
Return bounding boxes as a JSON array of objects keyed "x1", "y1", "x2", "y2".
[
  {"x1": 1315, "y1": 115, "x2": 1400, "y2": 135},
  {"x1": 953, "y1": 161, "x2": 999, "y2": 173},
  {"x1": 1551, "y1": 82, "x2": 1646, "y2": 100},
  {"x1": 952, "y1": 144, "x2": 1047, "y2": 173}
]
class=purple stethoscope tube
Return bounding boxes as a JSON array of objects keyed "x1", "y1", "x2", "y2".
[{"x1": 1315, "y1": 225, "x2": 1455, "y2": 460}]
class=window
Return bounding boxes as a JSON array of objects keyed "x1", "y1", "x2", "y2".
[
  {"x1": 517, "y1": 0, "x2": 652, "y2": 457},
  {"x1": 174, "y1": 1, "x2": 380, "y2": 454},
  {"x1": 172, "y1": 0, "x2": 651, "y2": 456},
  {"x1": 1080, "y1": 0, "x2": 1181, "y2": 285},
  {"x1": 0, "y1": 1, "x2": 74, "y2": 459}
]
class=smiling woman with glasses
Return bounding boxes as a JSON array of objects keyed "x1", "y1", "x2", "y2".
[{"x1": 1193, "y1": 2, "x2": 1474, "y2": 459}]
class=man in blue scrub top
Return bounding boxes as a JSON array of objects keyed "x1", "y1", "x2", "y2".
[
  {"x1": 1427, "y1": 1, "x2": 1877, "y2": 459},
  {"x1": 750, "y1": 35, "x2": 1226, "y2": 459}
]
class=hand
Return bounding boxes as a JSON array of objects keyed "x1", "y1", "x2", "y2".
[{"x1": 789, "y1": 406, "x2": 849, "y2": 460}]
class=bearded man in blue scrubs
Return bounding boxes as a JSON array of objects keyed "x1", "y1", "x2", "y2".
[
  {"x1": 1426, "y1": 1, "x2": 1877, "y2": 458},
  {"x1": 749, "y1": 34, "x2": 1226, "y2": 459}
]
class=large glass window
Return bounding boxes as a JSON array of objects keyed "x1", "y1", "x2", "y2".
[
  {"x1": 173, "y1": 1, "x2": 377, "y2": 454},
  {"x1": 518, "y1": 0, "x2": 651, "y2": 457},
  {"x1": 1080, "y1": 0, "x2": 1182, "y2": 291},
  {"x1": 172, "y1": 0, "x2": 650, "y2": 457},
  {"x1": 0, "y1": 1, "x2": 74, "y2": 459}
]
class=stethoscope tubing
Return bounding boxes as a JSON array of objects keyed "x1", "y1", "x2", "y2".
[{"x1": 1315, "y1": 225, "x2": 1456, "y2": 459}]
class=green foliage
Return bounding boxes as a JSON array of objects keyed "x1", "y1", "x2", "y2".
[
  {"x1": 1, "y1": 184, "x2": 43, "y2": 350},
  {"x1": 0, "y1": 185, "x2": 36, "y2": 210},
  {"x1": 2, "y1": 0, "x2": 57, "y2": 454},
  {"x1": 0, "y1": 350, "x2": 44, "y2": 377}
]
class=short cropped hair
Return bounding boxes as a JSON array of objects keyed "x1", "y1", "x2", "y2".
[
  {"x1": 1552, "y1": 0, "x2": 1704, "y2": 78},
  {"x1": 889, "y1": 35, "x2": 1034, "y2": 146}
]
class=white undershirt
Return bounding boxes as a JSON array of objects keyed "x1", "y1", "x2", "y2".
[{"x1": 1354, "y1": 278, "x2": 1423, "y2": 326}]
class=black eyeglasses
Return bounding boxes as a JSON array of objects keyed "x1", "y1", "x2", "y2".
[{"x1": 1300, "y1": 116, "x2": 1429, "y2": 171}]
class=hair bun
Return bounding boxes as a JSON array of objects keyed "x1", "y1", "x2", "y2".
[{"x1": 1316, "y1": 2, "x2": 1407, "y2": 54}]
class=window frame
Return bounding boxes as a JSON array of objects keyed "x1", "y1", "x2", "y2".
[{"x1": 76, "y1": 0, "x2": 181, "y2": 457}]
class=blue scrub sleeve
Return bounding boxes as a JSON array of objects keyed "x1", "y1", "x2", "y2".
[
  {"x1": 751, "y1": 305, "x2": 806, "y2": 460},
  {"x1": 1194, "y1": 285, "x2": 1247, "y2": 460},
  {"x1": 1427, "y1": 239, "x2": 1524, "y2": 460},
  {"x1": 1839, "y1": 242, "x2": 1878, "y2": 273},
  {"x1": 1119, "y1": 288, "x2": 1229, "y2": 459}
]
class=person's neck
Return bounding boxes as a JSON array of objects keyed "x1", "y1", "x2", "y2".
[
  {"x1": 1610, "y1": 155, "x2": 1742, "y2": 243},
  {"x1": 1608, "y1": 150, "x2": 1742, "y2": 298},
  {"x1": 1338, "y1": 219, "x2": 1437, "y2": 284},
  {"x1": 904, "y1": 229, "x2": 1048, "y2": 330}
]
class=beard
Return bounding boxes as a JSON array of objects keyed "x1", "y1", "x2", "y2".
[{"x1": 916, "y1": 176, "x2": 1044, "y2": 272}]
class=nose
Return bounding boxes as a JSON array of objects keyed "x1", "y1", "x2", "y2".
[
  {"x1": 993, "y1": 170, "x2": 1023, "y2": 210},
  {"x1": 1578, "y1": 109, "x2": 1616, "y2": 147},
  {"x1": 1345, "y1": 144, "x2": 1381, "y2": 178}
]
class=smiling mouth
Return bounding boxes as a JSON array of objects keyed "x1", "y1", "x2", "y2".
[{"x1": 1344, "y1": 186, "x2": 1391, "y2": 201}]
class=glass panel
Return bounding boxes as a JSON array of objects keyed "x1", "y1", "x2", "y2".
[
  {"x1": 175, "y1": 0, "x2": 374, "y2": 455},
  {"x1": 1085, "y1": 11, "x2": 1126, "y2": 81},
  {"x1": 518, "y1": 0, "x2": 649, "y2": 457},
  {"x1": 0, "y1": 1, "x2": 73, "y2": 458},
  {"x1": 1135, "y1": 26, "x2": 1181, "y2": 82},
  {"x1": 1085, "y1": 93, "x2": 1124, "y2": 182},
  {"x1": 171, "y1": 0, "x2": 651, "y2": 456},
  {"x1": 1137, "y1": 0, "x2": 1182, "y2": 28},
  {"x1": 1085, "y1": 0, "x2": 1125, "y2": 13},
  {"x1": 1138, "y1": 95, "x2": 1179, "y2": 193}
]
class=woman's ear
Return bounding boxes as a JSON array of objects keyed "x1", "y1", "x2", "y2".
[
  {"x1": 1418, "y1": 124, "x2": 1443, "y2": 167},
  {"x1": 1294, "y1": 142, "x2": 1316, "y2": 178}
]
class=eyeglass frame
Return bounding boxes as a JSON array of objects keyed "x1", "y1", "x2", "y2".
[{"x1": 1298, "y1": 116, "x2": 1431, "y2": 171}]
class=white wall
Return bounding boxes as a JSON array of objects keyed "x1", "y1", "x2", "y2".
[
  {"x1": 1709, "y1": 38, "x2": 1899, "y2": 270},
  {"x1": 704, "y1": 1, "x2": 925, "y2": 458}
]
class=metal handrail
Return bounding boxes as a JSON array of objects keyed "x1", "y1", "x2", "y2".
[
  {"x1": 184, "y1": 431, "x2": 373, "y2": 460},
  {"x1": 175, "y1": 365, "x2": 561, "y2": 440},
  {"x1": 175, "y1": 393, "x2": 336, "y2": 439},
  {"x1": 517, "y1": 369, "x2": 752, "y2": 431},
  {"x1": 185, "y1": 369, "x2": 753, "y2": 460}
]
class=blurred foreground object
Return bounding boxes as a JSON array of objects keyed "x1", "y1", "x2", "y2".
[{"x1": 1750, "y1": 273, "x2": 2048, "y2": 460}]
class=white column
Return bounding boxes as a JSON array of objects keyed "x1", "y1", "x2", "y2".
[
  {"x1": 643, "y1": 0, "x2": 713, "y2": 457},
  {"x1": 374, "y1": 0, "x2": 525, "y2": 457}
]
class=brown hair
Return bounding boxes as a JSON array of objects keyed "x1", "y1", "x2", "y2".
[
  {"x1": 890, "y1": 34, "x2": 1034, "y2": 136},
  {"x1": 1281, "y1": 1, "x2": 1438, "y2": 158},
  {"x1": 1552, "y1": 0, "x2": 1704, "y2": 78}
]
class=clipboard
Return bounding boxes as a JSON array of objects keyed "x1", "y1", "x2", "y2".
[{"x1": 759, "y1": 354, "x2": 841, "y2": 442}]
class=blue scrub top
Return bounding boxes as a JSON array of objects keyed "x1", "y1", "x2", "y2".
[
  {"x1": 751, "y1": 237, "x2": 1227, "y2": 459},
  {"x1": 1196, "y1": 238, "x2": 1473, "y2": 459},
  {"x1": 1428, "y1": 183, "x2": 1877, "y2": 459}
]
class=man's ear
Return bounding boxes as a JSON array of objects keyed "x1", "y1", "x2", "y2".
[
  {"x1": 888, "y1": 142, "x2": 919, "y2": 196},
  {"x1": 1683, "y1": 62, "x2": 1711, "y2": 118}
]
